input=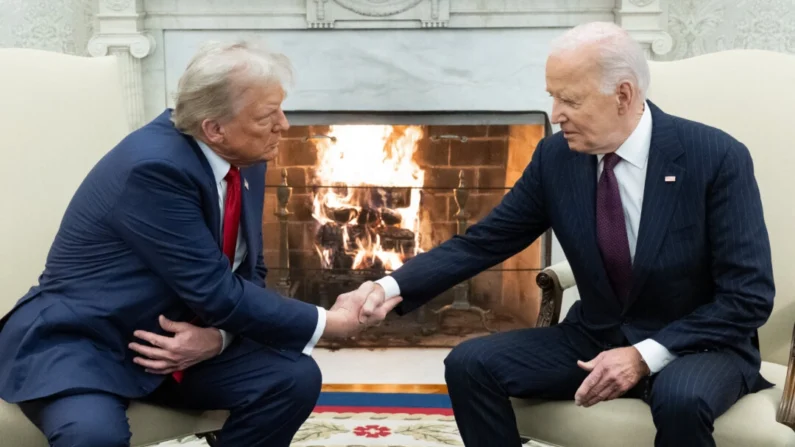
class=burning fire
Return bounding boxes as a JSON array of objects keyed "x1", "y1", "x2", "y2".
[{"x1": 311, "y1": 125, "x2": 425, "y2": 271}]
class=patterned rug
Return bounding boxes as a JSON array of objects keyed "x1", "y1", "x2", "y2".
[
  {"x1": 293, "y1": 409, "x2": 461, "y2": 446},
  {"x1": 155, "y1": 392, "x2": 552, "y2": 447},
  {"x1": 296, "y1": 392, "x2": 464, "y2": 446}
]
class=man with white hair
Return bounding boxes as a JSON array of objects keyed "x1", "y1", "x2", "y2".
[
  {"x1": 0, "y1": 41, "x2": 400, "y2": 446},
  {"x1": 351, "y1": 22, "x2": 774, "y2": 446}
]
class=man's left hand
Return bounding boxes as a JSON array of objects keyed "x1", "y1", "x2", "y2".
[
  {"x1": 574, "y1": 346, "x2": 650, "y2": 407},
  {"x1": 129, "y1": 315, "x2": 223, "y2": 374}
]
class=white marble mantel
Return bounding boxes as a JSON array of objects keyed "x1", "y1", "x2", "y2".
[
  {"x1": 91, "y1": 0, "x2": 672, "y2": 129},
  {"x1": 89, "y1": 0, "x2": 671, "y2": 384}
]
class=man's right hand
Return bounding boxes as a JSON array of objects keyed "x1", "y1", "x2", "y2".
[{"x1": 323, "y1": 282, "x2": 402, "y2": 338}]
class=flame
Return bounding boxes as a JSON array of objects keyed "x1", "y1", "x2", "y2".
[{"x1": 311, "y1": 125, "x2": 425, "y2": 271}]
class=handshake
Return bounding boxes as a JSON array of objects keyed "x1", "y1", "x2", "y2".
[{"x1": 322, "y1": 281, "x2": 403, "y2": 339}]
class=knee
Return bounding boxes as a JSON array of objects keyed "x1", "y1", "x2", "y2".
[
  {"x1": 444, "y1": 337, "x2": 492, "y2": 385},
  {"x1": 56, "y1": 419, "x2": 130, "y2": 447},
  {"x1": 652, "y1": 389, "x2": 712, "y2": 426},
  {"x1": 280, "y1": 355, "x2": 323, "y2": 408}
]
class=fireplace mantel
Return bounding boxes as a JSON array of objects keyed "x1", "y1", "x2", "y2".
[
  {"x1": 91, "y1": 0, "x2": 672, "y2": 129},
  {"x1": 139, "y1": 0, "x2": 668, "y2": 36}
]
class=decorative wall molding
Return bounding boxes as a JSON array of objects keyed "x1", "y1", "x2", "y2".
[
  {"x1": 143, "y1": 0, "x2": 615, "y2": 30},
  {"x1": 615, "y1": 0, "x2": 674, "y2": 57},
  {"x1": 333, "y1": 0, "x2": 424, "y2": 16},
  {"x1": 105, "y1": 0, "x2": 133, "y2": 12},
  {"x1": 139, "y1": 0, "x2": 670, "y2": 55},
  {"x1": 87, "y1": 33, "x2": 155, "y2": 59},
  {"x1": 89, "y1": 0, "x2": 154, "y2": 130},
  {"x1": 306, "y1": 0, "x2": 448, "y2": 28}
]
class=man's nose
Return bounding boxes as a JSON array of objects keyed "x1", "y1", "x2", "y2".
[
  {"x1": 275, "y1": 110, "x2": 290, "y2": 132},
  {"x1": 550, "y1": 100, "x2": 565, "y2": 125},
  {"x1": 551, "y1": 109, "x2": 566, "y2": 125}
]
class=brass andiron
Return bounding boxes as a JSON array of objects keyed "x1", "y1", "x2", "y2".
[
  {"x1": 432, "y1": 171, "x2": 495, "y2": 332},
  {"x1": 275, "y1": 168, "x2": 292, "y2": 297}
]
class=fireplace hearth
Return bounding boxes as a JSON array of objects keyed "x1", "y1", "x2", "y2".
[{"x1": 262, "y1": 113, "x2": 551, "y2": 348}]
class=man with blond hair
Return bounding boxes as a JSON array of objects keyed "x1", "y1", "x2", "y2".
[
  {"x1": 352, "y1": 22, "x2": 774, "y2": 446},
  {"x1": 0, "y1": 41, "x2": 400, "y2": 447}
]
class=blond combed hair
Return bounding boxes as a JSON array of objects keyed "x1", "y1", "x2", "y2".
[{"x1": 171, "y1": 39, "x2": 293, "y2": 138}]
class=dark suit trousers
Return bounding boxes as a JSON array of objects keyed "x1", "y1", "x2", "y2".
[
  {"x1": 18, "y1": 338, "x2": 322, "y2": 447},
  {"x1": 443, "y1": 323, "x2": 748, "y2": 447}
]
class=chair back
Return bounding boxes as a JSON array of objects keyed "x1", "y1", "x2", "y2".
[
  {"x1": 0, "y1": 49, "x2": 128, "y2": 316},
  {"x1": 647, "y1": 50, "x2": 795, "y2": 365}
]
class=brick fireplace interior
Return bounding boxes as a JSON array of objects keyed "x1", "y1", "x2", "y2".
[{"x1": 261, "y1": 114, "x2": 549, "y2": 349}]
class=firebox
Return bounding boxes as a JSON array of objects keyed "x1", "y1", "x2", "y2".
[{"x1": 261, "y1": 112, "x2": 552, "y2": 349}]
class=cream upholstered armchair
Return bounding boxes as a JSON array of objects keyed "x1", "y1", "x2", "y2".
[
  {"x1": 0, "y1": 49, "x2": 227, "y2": 446},
  {"x1": 512, "y1": 49, "x2": 795, "y2": 446}
]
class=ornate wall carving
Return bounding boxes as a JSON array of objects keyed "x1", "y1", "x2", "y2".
[
  {"x1": 306, "y1": 0, "x2": 448, "y2": 28},
  {"x1": 333, "y1": 0, "x2": 425, "y2": 16},
  {"x1": 664, "y1": 0, "x2": 795, "y2": 60},
  {"x1": 0, "y1": 0, "x2": 94, "y2": 55}
]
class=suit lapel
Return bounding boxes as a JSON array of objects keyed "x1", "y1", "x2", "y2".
[
  {"x1": 626, "y1": 103, "x2": 686, "y2": 309},
  {"x1": 238, "y1": 168, "x2": 257, "y2": 274},
  {"x1": 568, "y1": 152, "x2": 621, "y2": 306},
  {"x1": 184, "y1": 133, "x2": 223, "y2": 247}
]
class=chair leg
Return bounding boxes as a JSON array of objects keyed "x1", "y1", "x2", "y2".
[{"x1": 196, "y1": 431, "x2": 221, "y2": 447}]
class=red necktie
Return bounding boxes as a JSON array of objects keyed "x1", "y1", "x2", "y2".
[
  {"x1": 221, "y1": 166, "x2": 242, "y2": 267},
  {"x1": 172, "y1": 166, "x2": 241, "y2": 383}
]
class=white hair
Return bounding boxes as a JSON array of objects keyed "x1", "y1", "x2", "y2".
[
  {"x1": 550, "y1": 22, "x2": 650, "y2": 101},
  {"x1": 171, "y1": 39, "x2": 293, "y2": 138}
]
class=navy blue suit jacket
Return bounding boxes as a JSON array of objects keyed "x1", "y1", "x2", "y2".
[
  {"x1": 0, "y1": 110, "x2": 318, "y2": 403},
  {"x1": 392, "y1": 102, "x2": 774, "y2": 390}
]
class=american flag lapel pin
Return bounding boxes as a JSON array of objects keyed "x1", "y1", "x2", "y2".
[
  {"x1": 244, "y1": 178, "x2": 249, "y2": 190},
  {"x1": 664, "y1": 175, "x2": 676, "y2": 183}
]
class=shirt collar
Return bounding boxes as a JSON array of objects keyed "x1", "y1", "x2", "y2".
[
  {"x1": 598, "y1": 100, "x2": 653, "y2": 169},
  {"x1": 195, "y1": 138, "x2": 231, "y2": 184}
]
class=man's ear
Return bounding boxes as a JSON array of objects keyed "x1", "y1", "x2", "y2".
[
  {"x1": 200, "y1": 119, "x2": 225, "y2": 145},
  {"x1": 616, "y1": 81, "x2": 635, "y2": 114}
]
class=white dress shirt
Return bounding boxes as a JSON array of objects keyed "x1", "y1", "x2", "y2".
[
  {"x1": 376, "y1": 101, "x2": 676, "y2": 374},
  {"x1": 196, "y1": 140, "x2": 325, "y2": 356}
]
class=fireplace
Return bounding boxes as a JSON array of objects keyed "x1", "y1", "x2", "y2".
[
  {"x1": 103, "y1": 0, "x2": 673, "y2": 383},
  {"x1": 260, "y1": 112, "x2": 550, "y2": 348}
]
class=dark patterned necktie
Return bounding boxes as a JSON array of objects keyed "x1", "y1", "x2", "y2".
[{"x1": 596, "y1": 153, "x2": 632, "y2": 303}]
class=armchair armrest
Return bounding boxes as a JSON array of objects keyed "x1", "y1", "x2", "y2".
[
  {"x1": 535, "y1": 261, "x2": 576, "y2": 328},
  {"x1": 776, "y1": 322, "x2": 795, "y2": 428}
]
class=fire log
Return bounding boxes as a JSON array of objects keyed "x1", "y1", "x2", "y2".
[
  {"x1": 325, "y1": 205, "x2": 358, "y2": 224},
  {"x1": 357, "y1": 207, "x2": 380, "y2": 227},
  {"x1": 380, "y1": 208, "x2": 402, "y2": 226}
]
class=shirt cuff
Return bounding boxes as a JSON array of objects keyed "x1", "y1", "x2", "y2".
[
  {"x1": 375, "y1": 276, "x2": 401, "y2": 299},
  {"x1": 218, "y1": 329, "x2": 234, "y2": 354},
  {"x1": 634, "y1": 338, "x2": 677, "y2": 374},
  {"x1": 302, "y1": 306, "x2": 326, "y2": 356}
]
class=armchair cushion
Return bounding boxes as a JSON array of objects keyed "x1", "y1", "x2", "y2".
[
  {"x1": 512, "y1": 361, "x2": 795, "y2": 447},
  {"x1": 0, "y1": 398, "x2": 227, "y2": 447}
]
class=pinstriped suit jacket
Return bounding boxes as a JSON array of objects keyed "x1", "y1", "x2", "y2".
[{"x1": 392, "y1": 101, "x2": 775, "y2": 390}]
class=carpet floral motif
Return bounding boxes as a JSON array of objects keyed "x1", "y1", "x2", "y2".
[
  {"x1": 290, "y1": 411, "x2": 464, "y2": 446},
  {"x1": 155, "y1": 411, "x2": 552, "y2": 447}
]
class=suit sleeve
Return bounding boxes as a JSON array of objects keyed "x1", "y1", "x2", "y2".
[
  {"x1": 110, "y1": 160, "x2": 318, "y2": 353},
  {"x1": 392, "y1": 138, "x2": 551, "y2": 313},
  {"x1": 652, "y1": 143, "x2": 775, "y2": 353},
  {"x1": 253, "y1": 226, "x2": 268, "y2": 287}
]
